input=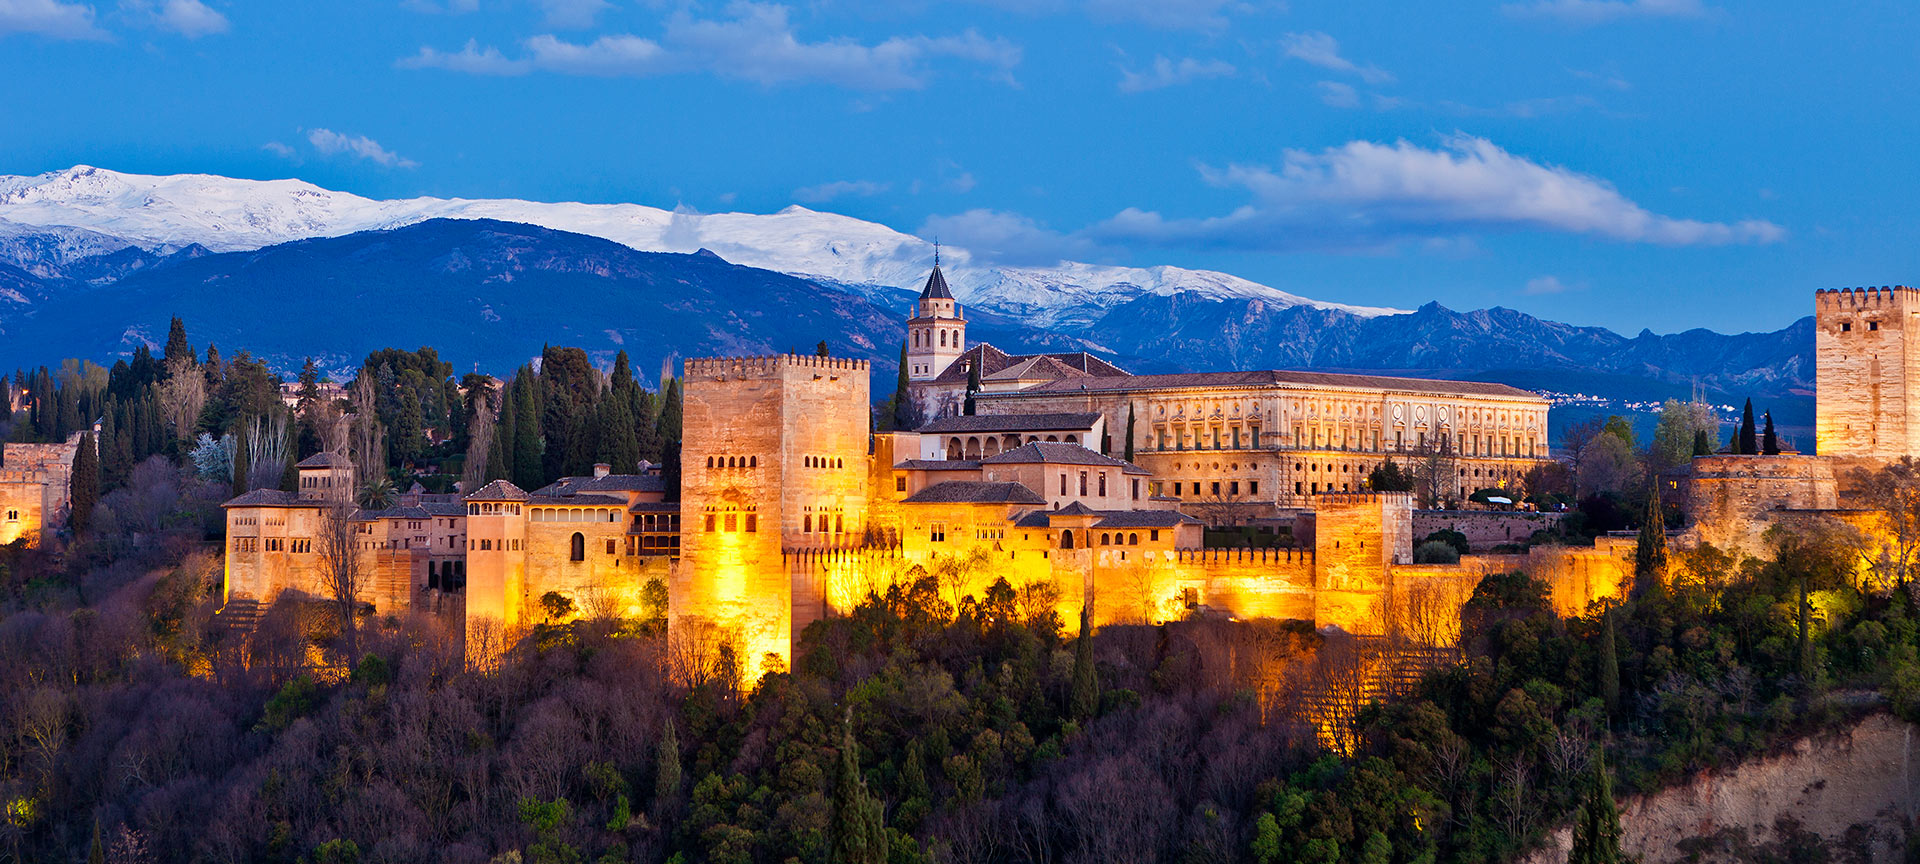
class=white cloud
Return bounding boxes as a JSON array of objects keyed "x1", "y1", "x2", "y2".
[
  {"x1": 1090, "y1": 134, "x2": 1785, "y2": 251},
  {"x1": 262, "y1": 141, "x2": 296, "y2": 159},
  {"x1": 918, "y1": 209, "x2": 1107, "y2": 267},
  {"x1": 1117, "y1": 55, "x2": 1234, "y2": 93},
  {"x1": 1524, "y1": 275, "x2": 1578, "y2": 295},
  {"x1": 537, "y1": 0, "x2": 606, "y2": 29},
  {"x1": 1503, "y1": 0, "x2": 1707, "y2": 24},
  {"x1": 1314, "y1": 80, "x2": 1358, "y2": 108},
  {"x1": 1280, "y1": 31, "x2": 1392, "y2": 85},
  {"x1": 0, "y1": 0, "x2": 107, "y2": 39},
  {"x1": 792, "y1": 179, "x2": 889, "y2": 203},
  {"x1": 403, "y1": 3, "x2": 1021, "y2": 90},
  {"x1": 154, "y1": 0, "x2": 225, "y2": 37},
  {"x1": 523, "y1": 33, "x2": 664, "y2": 75},
  {"x1": 307, "y1": 129, "x2": 419, "y2": 169},
  {"x1": 948, "y1": 172, "x2": 976, "y2": 193},
  {"x1": 399, "y1": 38, "x2": 531, "y2": 74}
]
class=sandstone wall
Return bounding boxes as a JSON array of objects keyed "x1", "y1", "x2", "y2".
[
  {"x1": 1413, "y1": 510, "x2": 1564, "y2": 551},
  {"x1": 1816, "y1": 286, "x2": 1920, "y2": 459},
  {"x1": 1524, "y1": 713, "x2": 1920, "y2": 864},
  {"x1": 1684, "y1": 455, "x2": 1841, "y2": 556}
]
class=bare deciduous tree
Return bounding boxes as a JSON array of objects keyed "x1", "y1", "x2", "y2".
[
  {"x1": 244, "y1": 414, "x2": 290, "y2": 492},
  {"x1": 461, "y1": 387, "x2": 497, "y2": 491},
  {"x1": 316, "y1": 496, "x2": 364, "y2": 667},
  {"x1": 1850, "y1": 457, "x2": 1920, "y2": 591},
  {"x1": 157, "y1": 355, "x2": 206, "y2": 441}
]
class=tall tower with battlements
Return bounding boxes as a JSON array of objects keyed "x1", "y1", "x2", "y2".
[
  {"x1": 1815, "y1": 286, "x2": 1920, "y2": 460},
  {"x1": 674, "y1": 354, "x2": 871, "y2": 681},
  {"x1": 905, "y1": 263, "x2": 965, "y2": 382}
]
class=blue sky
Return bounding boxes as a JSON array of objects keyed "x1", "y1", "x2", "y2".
[{"x1": 2, "y1": 0, "x2": 1914, "y2": 335}]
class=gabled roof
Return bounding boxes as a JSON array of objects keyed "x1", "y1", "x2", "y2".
[
  {"x1": 918, "y1": 265, "x2": 954, "y2": 300},
  {"x1": 926, "y1": 343, "x2": 1130, "y2": 388},
  {"x1": 528, "y1": 494, "x2": 628, "y2": 507},
  {"x1": 983, "y1": 355, "x2": 1090, "y2": 383},
  {"x1": 1054, "y1": 501, "x2": 1099, "y2": 516},
  {"x1": 902, "y1": 481, "x2": 1047, "y2": 505},
  {"x1": 296, "y1": 452, "x2": 346, "y2": 468},
  {"x1": 222, "y1": 489, "x2": 308, "y2": 508},
  {"x1": 1005, "y1": 369, "x2": 1541, "y2": 399},
  {"x1": 532, "y1": 474, "x2": 666, "y2": 496},
  {"x1": 916, "y1": 413, "x2": 1101, "y2": 434},
  {"x1": 893, "y1": 459, "x2": 984, "y2": 471},
  {"x1": 465, "y1": 479, "x2": 529, "y2": 501},
  {"x1": 981, "y1": 441, "x2": 1151, "y2": 475}
]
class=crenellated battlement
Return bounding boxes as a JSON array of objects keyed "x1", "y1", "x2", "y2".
[
  {"x1": 683, "y1": 354, "x2": 872, "y2": 380},
  {"x1": 1815, "y1": 286, "x2": 1919, "y2": 309},
  {"x1": 1312, "y1": 491, "x2": 1415, "y2": 505}
]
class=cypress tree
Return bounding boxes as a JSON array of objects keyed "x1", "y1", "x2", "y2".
[
  {"x1": 1567, "y1": 750, "x2": 1624, "y2": 864},
  {"x1": 1762, "y1": 411, "x2": 1780, "y2": 455},
  {"x1": 231, "y1": 425, "x2": 251, "y2": 496},
  {"x1": 1728, "y1": 427, "x2": 1743, "y2": 455},
  {"x1": 1738, "y1": 398, "x2": 1758, "y2": 454},
  {"x1": 1633, "y1": 491, "x2": 1667, "y2": 597},
  {"x1": 88, "y1": 815, "x2": 105, "y2": 864},
  {"x1": 830, "y1": 710, "x2": 888, "y2": 864},
  {"x1": 655, "y1": 718, "x2": 681, "y2": 808},
  {"x1": 597, "y1": 395, "x2": 639, "y2": 474},
  {"x1": 1600, "y1": 609, "x2": 1620, "y2": 720},
  {"x1": 963, "y1": 361, "x2": 980, "y2": 417},
  {"x1": 1692, "y1": 428, "x2": 1712, "y2": 457},
  {"x1": 1070, "y1": 599, "x2": 1098, "y2": 722},
  {"x1": 70, "y1": 431, "x2": 99, "y2": 536},
  {"x1": 512, "y1": 374, "x2": 543, "y2": 489},
  {"x1": 497, "y1": 378, "x2": 517, "y2": 480},
  {"x1": 1124, "y1": 403, "x2": 1137, "y2": 463},
  {"x1": 485, "y1": 420, "x2": 509, "y2": 483},
  {"x1": 890, "y1": 341, "x2": 913, "y2": 432}
]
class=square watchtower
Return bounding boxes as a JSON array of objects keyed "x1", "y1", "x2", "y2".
[{"x1": 1816, "y1": 286, "x2": 1920, "y2": 459}]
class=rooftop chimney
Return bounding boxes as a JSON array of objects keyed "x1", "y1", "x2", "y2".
[{"x1": 593, "y1": 463, "x2": 611, "y2": 478}]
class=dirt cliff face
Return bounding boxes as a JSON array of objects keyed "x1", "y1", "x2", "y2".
[{"x1": 1524, "y1": 713, "x2": 1918, "y2": 864}]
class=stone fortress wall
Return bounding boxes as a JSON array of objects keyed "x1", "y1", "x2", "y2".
[{"x1": 0, "y1": 435, "x2": 81, "y2": 548}]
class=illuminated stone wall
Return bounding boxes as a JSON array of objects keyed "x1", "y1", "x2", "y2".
[
  {"x1": 1413, "y1": 510, "x2": 1566, "y2": 551},
  {"x1": 1313, "y1": 492, "x2": 1415, "y2": 634},
  {"x1": 676, "y1": 355, "x2": 871, "y2": 680},
  {"x1": 1680, "y1": 455, "x2": 1840, "y2": 556},
  {"x1": 1816, "y1": 286, "x2": 1920, "y2": 459},
  {"x1": 0, "y1": 438, "x2": 78, "y2": 548}
]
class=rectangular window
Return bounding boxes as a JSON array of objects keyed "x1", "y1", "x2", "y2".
[
  {"x1": 1250, "y1": 481, "x2": 1259, "y2": 495},
  {"x1": 1173, "y1": 482, "x2": 1182, "y2": 496},
  {"x1": 725, "y1": 513, "x2": 737, "y2": 532},
  {"x1": 1131, "y1": 479, "x2": 1139, "y2": 498},
  {"x1": 1060, "y1": 474, "x2": 1068, "y2": 495},
  {"x1": 606, "y1": 539, "x2": 617, "y2": 555},
  {"x1": 896, "y1": 476, "x2": 907, "y2": 492},
  {"x1": 1211, "y1": 481, "x2": 1221, "y2": 496},
  {"x1": 930, "y1": 522, "x2": 946, "y2": 542},
  {"x1": 1150, "y1": 529, "x2": 1160, "y2": 542},
  {"x1": 1079, "y1": 472, "x2": 1088, "y2": 495},
  {"x1": 1098, "y1": 473, "x2": 1107, "y2": 496},
  {"x1": 705, "y1": 514, "x2": 717, "y2": 532},
  {"x1": 1230, "y1": 481, "x2": 1240, "y2": 496},
  {"x1": 745, "y1": 514, "x2": 757, "y2": 533}
]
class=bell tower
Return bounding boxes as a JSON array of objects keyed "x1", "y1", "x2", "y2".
[{"x1": 905, "y1": 247, "x2": 965, "y2": 382}]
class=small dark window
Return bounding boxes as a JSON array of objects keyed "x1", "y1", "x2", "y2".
[
  {"x1": 1871, "y1": 321, "x2": 1880, "y2": 331},
  {"x1": 1843, "y1": 323, "x2": 1852, "y2": 332},
  {"x1": 896, "y1": 477, "x2": 907, "y2": 492},
  {"x1": 570, "y1": 532, "x2": 585, "y2": 561},
  {"x1": 605, "y1": 539, "x2": 616, "y2": 555}
]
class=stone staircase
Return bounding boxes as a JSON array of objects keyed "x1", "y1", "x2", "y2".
[{"x1": 212, "y1": 597, "x2": 264, "y2": 637}]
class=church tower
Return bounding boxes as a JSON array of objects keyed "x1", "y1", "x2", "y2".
[{"x1": 905, "y1": 254, "x2": 965, "y2": 382}]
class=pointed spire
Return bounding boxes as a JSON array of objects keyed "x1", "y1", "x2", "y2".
[{"x1": 933, "y1": 237, "x2": 941, "y2": 268}]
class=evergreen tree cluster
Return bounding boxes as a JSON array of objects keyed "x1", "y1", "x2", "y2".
[{"x1": 485, "y1": 347, "x2": 682, "y2": 494}]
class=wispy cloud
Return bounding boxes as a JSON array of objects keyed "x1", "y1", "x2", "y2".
[
  {"x1": 402, "y1": 3, "x2": 1022, "y2": 91},
  {"x1": 262, "y1": 141, "x2": 297, "y2": 159},
  {"x1": 1117, "y1": 56, "x2": 1234, "y2": 93},
  {"x1": 918, "y1": 209, "x2": 1108, "y2": 267},
  {"x1": 153, "y1": 0, "x2": 227, "y2": 37},
  {"x1": 0, "y1": 0, "x2": 108, "y2": 39},
  {"x1": 1089, "y1": 134, "x2": 1785, "y2": 251},
  {"x1": 307, "y1": 129, "x2": 419, "y2": 169},
  {"x1": 1314, "y1": 80, "x2": 1359, "y2": 108},
  {"x1": 1503, "y1": 0, "x2": 1707, "y2": 24},
  {"x1": 1084, "y1": 0, "x2": 1251, "y2": 32},
  {"x1": 792, "y1": 179, "x2": 889, "y2": 203},
  {"x1": 1280, "y1": 31, "x2": 1392, "y2": 85},
  {"x1": 536, "y1": 0, "x2": 606, "y2": 29},
  {"x1": 1524, "y1": 275, "x2": 1581, "y2": 295}
]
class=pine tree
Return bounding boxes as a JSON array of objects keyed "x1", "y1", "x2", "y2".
[
  {"x1": 830, "y1": 710, "x2": 888, "y2": 864},
  {"x1": 1692, "y1": 428, "x2": 1712, "y2": 457},
  {"x1": 1070, "y1": 599, "x2": 1098, "y2": 722},
  {"x1": 655, "y1": 719, "x2": 681, "y2": 808},
  {"x1": 1738, "y1": 398, "x2": 1758, "y2": 454},
  {"x1": 1633, "y1": 491, "x2": 1667, "y2": 597},
  {"x1": 163, "y1": 316, "x2": 193, "y2": 366},
  {"x1": 1124, "y1": 403, "x2": 1137, "y2": 463},
  {"x1": 1600, "y1": 609, "x2": 1620, "y2": 720},
  {"x1": 1567, "y1": 750, "x2": 1624, "y2": 864},
  {"x1": 70, "y1": 431, "x2": 99, "y2": 536},
  {"x1": 816, "y1": 340, "x2": 830, "y2": 357},
  {"x1": 1762, "y1": 411, "x2": 1780, "y2": 455}
]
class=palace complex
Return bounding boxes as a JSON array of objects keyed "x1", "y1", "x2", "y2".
[
  {"x1": 194, "y1": 274, "x2": 1920, "y2": 677},
  {"x1": 0, "y1": 433, "x2": 81, "y2": 548}
]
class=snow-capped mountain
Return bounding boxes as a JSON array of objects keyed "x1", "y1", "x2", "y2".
[{"x1": 0, "y1": 165, "x2": 1403, "y2": 325}]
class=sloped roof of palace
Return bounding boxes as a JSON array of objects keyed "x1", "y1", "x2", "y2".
[
  {"x1": 927, "y1": 343, "x2": 1130, "y2": 387},
  {"x1": 892, "y1": 459, "x2": 985, "y2": 471},
  {"x1": 465, "y1": 479, "x2": 529, "y2": 501},
  {"x1": 916, "y1": 413, "x2": 1102, "y2": 434},
  {"x1": 980, "y1": 442, "x2": 1151, "y2": 475},
  {"x1": 295, "y1": 452, "x2": 347, "y2": 468},
  {"x1": 901, "y1": 480, "x2": 1048, "y2": 505},
  {"x1": 1005, "y1": 369, "x2": 1539, "y2": 399},
  {"x1": 532, "y1": 474, "x2": 667, "y2": 496}
]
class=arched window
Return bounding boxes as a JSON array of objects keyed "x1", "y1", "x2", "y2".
[
  {"x1": 1101, "y1": 533, "x2": 1111, "y2": 545},
  {"x1": 940, "y1": 330, "x2": 947, "y2": 346},
  {"x1": 1061, "y1": 530, "x2": 1075, "y2": 549},
  {"x1": 706, "y1": 456, "x2": 715, "y2": 468},
  {"x1": 1129, "y1": 533, "x2": 1139, "y2": 545},
  {"x1": 569, "y1": 532, "x2": 585, "y2": 561},
  {"x1": 804, "y1": 514, "x2": 813, "y2": 532}
]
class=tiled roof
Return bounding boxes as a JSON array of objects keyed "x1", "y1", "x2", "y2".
[
  {"x1": 528, "y1": 494, "x2": 629, "y2": 507},
  {"x1": 980, "y1": 441, "x2": 1151, "y2": 475},
  {"x1": 916, "y1": 413, "x2": 1102, "y2": 434},
  {"x1": 892, "y1": 459, "x2": 984, "y2": 471},
  {"x1": 918, "y1": 265, "x2": 954, "y2": 300},
  {"x1": 1092, "y1": 510, "x2": 1202, "y2": 529},
  {"x1": 926, "y1": 343, "x2": 1130, "y2": 387},
  {"x1": 532, "y1": 474, "x2": 666, "y2": 496},
  {"x1": 296, "y1": 452, "x2": 346, "y2": 468},
  {"x1": 1054, "y1": 501, "x2": 1099, "y2": 516},
  {"x1": 901, "y1": 481, "x2": 1047, "y2": 505},
  {"x1": 222, "y1": 489, "x2": 308, "y2": 508},
  {"x1": 354, "y1": 505, "x2": 430, "y2": 521},
  {"x1": 1012, "y1": 511, "x2": 1052, "y2": 528},
  {"x1": 1006, "y1": 369, "x2": 1541, "y2": 399},
  {"x1": 465, "y1": 479, "x2": 529, "y2": 501},
  {"x1": 424, "y1": 502, "x2": 468, "y2": 517},
  {"x1": 983, "y1": 355, "x2": 1090, "y2": 383}
]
